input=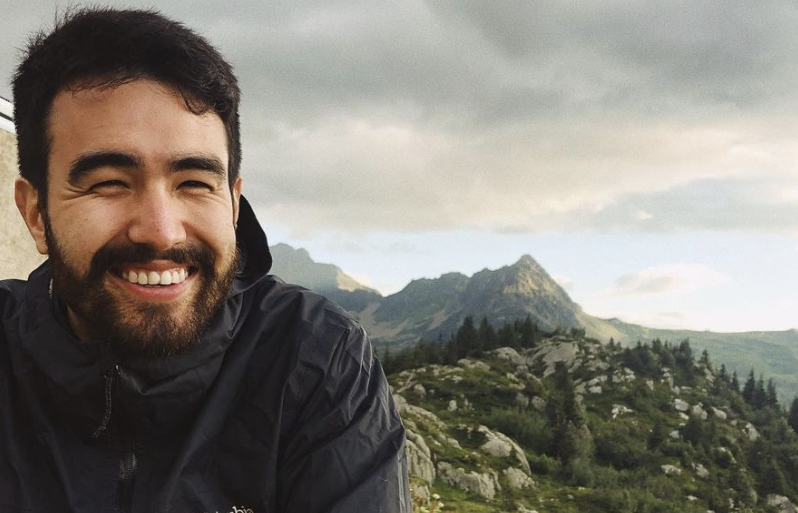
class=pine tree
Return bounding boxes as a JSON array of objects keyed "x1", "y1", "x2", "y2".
[
  {"x1": 788, "y1": 397, "x2": 798, "y2": 435},
  {"x1": 759, "y1": 456, "x2": 789, "y2": 496},
  {"x1": 765, "y1": 378, "x2": 779, "y2": 408},
  {"x1": 478, "y1": 317, "x2": 497, "y2": 352},
  {"x1": 742, "y1": 369, "x2": 756, "y2": 404},
  {"x1": 730, "y1": 371, "x2": 740, "y2": 393},
  {"x1": 518, "y1": 315, "x2": 537, "y2": 349},
  {"x1": 700, "y1": 348, "x2": 711, "y2": 370},
  {"x1": 455, "y1": 316, "x2": 479, "y2": 358},
  {"x1": 752, "y1": 374, "x2": 767, "y2": 409}
]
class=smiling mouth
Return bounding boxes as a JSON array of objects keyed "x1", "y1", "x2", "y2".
[{"x1": 115, "y1": 267, "x2": 194, "y2": 286}]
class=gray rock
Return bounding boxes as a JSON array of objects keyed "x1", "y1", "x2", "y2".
[
  {"x1": 531, "y1": 396, "x2": 547, "y2": 412},
  {"x1": 611, "y1": 404, "x2": 633, "y2": 419},
  {"x1": 412, "y1": 384, "x2": 427, "y2": 398},
  {"x1": 503, "y1": 467, "x2": 536, "y2": 490},
  {"x1": 661, "y1": 464, "x2": 682, "y2": 476},
  {"x1": 691, "y1": 403, "x2": 707, "y2": 420},
  {"x1": 533, "y1": 341, "x2": 581, "y2": 377},
  {"x1": 448, "y1": 400, "x2": 458, "y2": 411},
  {"x1": 477, "y1": 425, "x2": 531, "y2": 474},
  {"x1": 458, "y1": 358, "x2": 490, "y2": 371},
  {"x1": 743, "y1": 422, "x2": 760, "y2": 442},
  {"x1": 405, "y1": 429, "x2": 435, "y2": 484},
  {"x1": 437, "y1": 462, "x2": 501, "y2": 500},
  {"x1": 392, "y1": 394, "x2": 447, "y2": 431},
  {"x1": 711, "y1": 407, "x2": 728, "y2": 420},
  {"x1": 491, "y1": 347, "x2": 526, "y2": 366},
  {"x1": 692, "y1": 463, "x2": 709, "y2": 479},
  {"x1": 673, "y1": 399, "x2": 690, "y2": 412},
  {"x1": 767, "y1": 494, "x2": 798, "y2": 513}
]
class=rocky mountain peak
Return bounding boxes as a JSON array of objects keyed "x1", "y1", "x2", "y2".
[{"x1": 269, "y1": 243, "x2": 377, "y2": 294}]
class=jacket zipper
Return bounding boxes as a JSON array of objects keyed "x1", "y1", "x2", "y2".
[
  {"x1": 115, "y1": 365, "x2": 138, "y2": 513},
  {"x1": 117, "y1": 426, "x2": 137, "y2": 513},
  {"x1": 96, "y1": 365, "x2": 138, "y2": 513}
]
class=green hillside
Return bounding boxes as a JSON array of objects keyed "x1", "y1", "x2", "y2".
[{"x1": 387, "y1": 318, "x2": 798, "y2": 513}]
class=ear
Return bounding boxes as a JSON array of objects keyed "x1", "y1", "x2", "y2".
[
  {"x1": 14, "y1": 178, "x2": 48, "y2": 255},
  {"x1": 232, "y1": 175, "x2": 243, "y2": 226}
]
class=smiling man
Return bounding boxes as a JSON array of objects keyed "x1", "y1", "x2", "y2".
[{"x1": 1, "y1": 8, "x2": 409, "y2": 513}]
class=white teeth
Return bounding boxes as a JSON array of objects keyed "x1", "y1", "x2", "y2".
[
  {"x1": 123, "y1": 268, "x2": 188, "y2": 286},
  {"x1": 160, "y1": 270, "x2": 172, "y2": 285},
  {"x1": 148, "y1": 271, "x2": 160, "y2": 285}
]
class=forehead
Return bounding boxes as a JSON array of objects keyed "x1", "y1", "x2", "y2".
[{"x1": 47, "y1": 79, "x2": 228, "y2": 173}]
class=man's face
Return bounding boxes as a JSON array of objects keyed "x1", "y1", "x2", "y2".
[{"x1": 32, "y1": 79, "x2": 241, "y2": 358}]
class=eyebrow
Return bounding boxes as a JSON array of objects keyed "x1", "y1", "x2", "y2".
[
  {"x1": 68, "y1": 151, "x2": 141, "y2": 185},
  {"x1": 67, "y1": 151, "x2": 227, "y2": 185},
  {"x1": 170, "y1": 155, "x2": 226, "y2": 179}
]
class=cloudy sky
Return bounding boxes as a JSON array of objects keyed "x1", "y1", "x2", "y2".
[{"x1": 2, "y1": 1, "x2": 797, "y2": 332}]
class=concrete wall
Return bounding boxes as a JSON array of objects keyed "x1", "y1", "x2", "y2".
[{"x1": 1, "y1": 128, "x2": 45, "y2": 280}]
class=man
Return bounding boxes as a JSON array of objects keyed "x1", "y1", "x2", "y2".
[{"x1": 1, "y1": 8, "x2": 409, "y2": 513}]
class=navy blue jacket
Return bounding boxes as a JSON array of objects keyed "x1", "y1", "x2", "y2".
[{"x1": 0, "y1": 198, "x2": 409, "y2": 513}]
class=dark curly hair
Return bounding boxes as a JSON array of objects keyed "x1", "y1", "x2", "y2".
[{"x1": 12, "y1": 8, "x2": 241, "y2": 208}]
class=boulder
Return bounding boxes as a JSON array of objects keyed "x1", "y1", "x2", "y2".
[
  {"x1": 661, "y1": 464, "x2": 682, "y2": 476},
  {"x1": 533, "y1": 341, "x2": 580, "y2": 377},
  {"x1": 503, "y1": 467, "x2": 536, "y2": 490},
  {"x1": 406, "y1": 429, "x2": 435, "y2": 484},
  {"x1": 673, "y1": 399, "x2": 689, "y2": 412},
  {"x1": 611, "y1": 404, "x2": 633, "y2": 420},
  {"x1": 711, "y1": 407, "x2": 727, "y2": 420},
  {"x1": 491, "y1": 347, "x2": 526, "y2": 367},
  {"x1": 531, "y1": 396, "x2": 547, "y2": 412},
  {"x1": 392, "y1": 394, "x2": 447, "y2": 431},
  {"x1": 743, "y1": 422, "x2": 760, "y2": 442},
  {"x1": 767, "y1": 494, "x2": 798, "y2": 513},
  {"x1": 691, "y1": 403, "x2": 707, "y2": 420},
  {"x1": 458, "y1": 358, "x2": 490, "y2": 371},
  {"x1": 477, "y1": 425, "x2": 531, "y2": 474},
  {"x1": 437, "y1": 462, "x2": 501, "y2": 500},
  {"x1": 692, "y1": 463, "x2": 709, "y2": 479}
]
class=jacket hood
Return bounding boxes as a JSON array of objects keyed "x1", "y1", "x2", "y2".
[{"x1": 15, "y1": 195, "x2": 273, "y2": 438}]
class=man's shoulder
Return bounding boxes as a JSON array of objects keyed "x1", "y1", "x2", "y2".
[
  {"x1": 0, "y1": 278, "x2": 29, "y2": 318},
  {"x1": 252, "y1": 275, "x2": 364, "y2": 335}
]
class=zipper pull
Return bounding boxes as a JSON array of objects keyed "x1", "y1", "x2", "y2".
[{"x1": 92, "y1": 365, "x2": 119, "y2": 439}]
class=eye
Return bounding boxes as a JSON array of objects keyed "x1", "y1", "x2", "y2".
[
  {"x1": 180, "y1": 180, "x2": 215, "y2": 191},
  {"x1": 89, "y1": 180, "x2": 128, "y2": 191}
]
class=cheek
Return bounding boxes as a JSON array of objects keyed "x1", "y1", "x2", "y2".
[
  {"x1": 49, "y1": 206, "x2": 127, "y2": 259},
  {"x1": 191, "y1": 211, "x2": 237, "y2": 251}
]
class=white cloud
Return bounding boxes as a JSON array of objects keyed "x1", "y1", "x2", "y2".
[{"x1": 606, "y1": 263, "x2": 728, "y2": 297}]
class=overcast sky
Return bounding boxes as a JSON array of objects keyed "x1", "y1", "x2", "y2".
[{"x1": 3, "y1": 1, "x2": 797, "y2": 332}]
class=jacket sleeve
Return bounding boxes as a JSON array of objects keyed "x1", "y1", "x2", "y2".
[{"x1": 278, "y1": 323, "x2": 411, "y2": 513}]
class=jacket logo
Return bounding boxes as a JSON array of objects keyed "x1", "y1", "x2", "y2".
[{"x1": 204, "y1": 507, "x2": 254, "y2": 513}]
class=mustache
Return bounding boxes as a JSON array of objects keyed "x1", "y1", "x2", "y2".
[{"x1": 86, "y1": 242, "x2": 216, "y2": 282}]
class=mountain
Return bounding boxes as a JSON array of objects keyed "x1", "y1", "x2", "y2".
[
  {"x1": 268, "y1": 244, "x2": 798, "y2": 402},
  {"x1": 353, "y1": 254, "x2": 588, "y2": 346},
  {"x1": 269, "y1": 243, "x2": 380, "y2": 294},
  {"x1": 392, "y1": 327, "x2": 798, "y2": 512}
]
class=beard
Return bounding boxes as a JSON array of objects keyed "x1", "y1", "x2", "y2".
[{"x1": 44, "y1": 216, "x2": 239, "y2": 360}]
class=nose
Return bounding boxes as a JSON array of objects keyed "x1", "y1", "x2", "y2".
[{"x1": 126, "y1": 189, "x2": 187, "y2": 252}]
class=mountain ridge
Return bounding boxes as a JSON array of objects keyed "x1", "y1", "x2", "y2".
[{"x1": 269, "y1": 243, "x2": 798, "y2": 401}]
